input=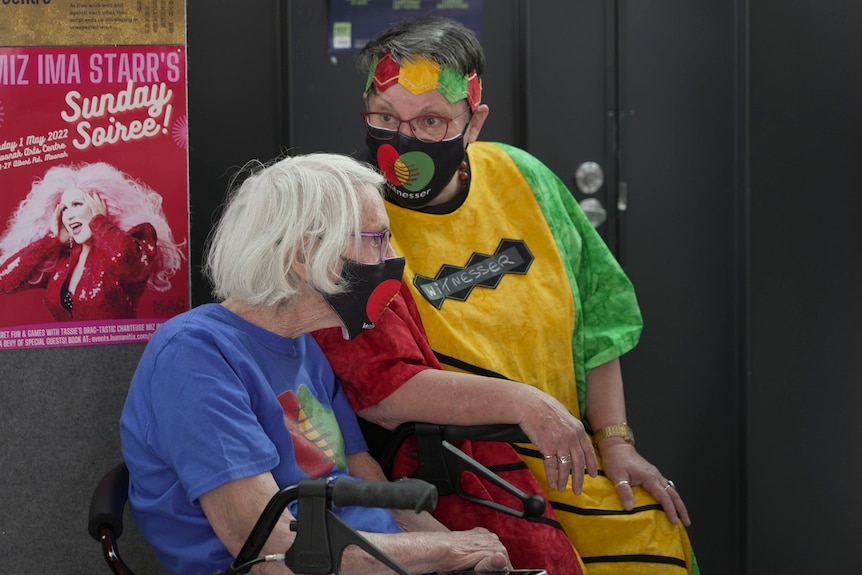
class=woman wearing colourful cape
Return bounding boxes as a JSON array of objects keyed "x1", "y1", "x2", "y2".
[{"x1": 314, "y1": 15, "x2": 698, "y2": 575}]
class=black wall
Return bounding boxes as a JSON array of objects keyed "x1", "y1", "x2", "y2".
[
  {"x1": 186, "y1": 0, "x2": 284, "y2": 307},
  {"x1": 747, "y1": 1, "x2": 862, "y2": 571}
]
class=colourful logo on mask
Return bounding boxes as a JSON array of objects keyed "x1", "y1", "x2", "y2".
[
  {"x1": 377, "y1": 144, "x2": 435, "y2": 192},
  {"x1": 367, "y1": 277, "x2": 402, "y2": 322}
]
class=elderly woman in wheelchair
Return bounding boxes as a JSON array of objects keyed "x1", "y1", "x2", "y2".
[{"x1": 115, "y1": 154, "x2": 514, "y2": 575}]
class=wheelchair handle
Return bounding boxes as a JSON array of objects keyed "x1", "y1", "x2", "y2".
[{"x1": 332, "y1": 477, "x2": 437, "y2": 513}]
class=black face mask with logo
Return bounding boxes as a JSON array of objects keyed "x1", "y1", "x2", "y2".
[
  {"x1": 366, "y1": 129, "x2": 466, "y2": 210},
  {"x1": 323, "y1": 256, "x2": 406, "y2": 340}
]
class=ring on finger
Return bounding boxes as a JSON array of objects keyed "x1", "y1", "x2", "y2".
[
  {"x1": 615, "y1": 479, "x2": 630, "y2": 488},
  {"x1": 557, "y1": 454, "x2": 573, "y2": 465},
  {"x1": 664, "y1": 479, "x2": 676, "y2": 491},
  {"x1": 543, "y1": 454, "x2": 555, "y2": 460}
]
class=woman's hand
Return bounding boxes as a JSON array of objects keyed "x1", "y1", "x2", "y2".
[
  {"x1": 445, "y1": 527, "x2": 511, "y2": 572},
  {"x1": 517, "y1": 387, "x2": 598, "y2": 494},
  {"x1": 84, "y1": 192, "x2": 107, "y2": 218},
  {"x1": 50, "y1": 203, "x2": 69, "y2": 244},
  {"x1": 600, "y1": 441, "x2": 691, "y2": 526},
  {"x1": 361, "y1": 526, "x2": 511, "y2": 575}
]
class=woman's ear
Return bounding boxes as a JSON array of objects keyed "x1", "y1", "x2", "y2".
[
  {"x1": 292, "y1": 249, "x2": 308, "y2": 281},
  {"x1": 465, "y1": 103, "x2": 490, "y2": 144}
]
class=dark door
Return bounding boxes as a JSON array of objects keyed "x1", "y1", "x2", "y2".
[{"x1": 523, "y1": 3, "x2": 742, "y2": 572}]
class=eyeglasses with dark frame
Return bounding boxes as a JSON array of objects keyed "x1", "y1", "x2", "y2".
[
  {"x1": 352, "y1": 229, "x2": 392, "y2": 264},
  {"x1": 360, "y1": 108, "x2": 471, "y2": 143}
]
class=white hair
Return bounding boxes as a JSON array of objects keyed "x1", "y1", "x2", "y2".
[{"x1": 204, "y1": 153, "x2": 384, "y2": 306}]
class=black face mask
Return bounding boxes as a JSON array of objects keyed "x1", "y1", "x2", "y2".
[
  {"x1": 366, "y1": 129, "x2": 466, "y2": 209},
  {"x1": 323, "y1": 256, "x2": 406, "y2": 340}
]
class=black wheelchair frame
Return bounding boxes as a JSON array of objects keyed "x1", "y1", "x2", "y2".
[{"x1": 88, "y1": 423, "x2": 547, "y2": 575}]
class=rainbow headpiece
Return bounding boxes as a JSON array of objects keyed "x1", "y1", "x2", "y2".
[{"x1": 366, "y1": 51, "x2": 482, "y2": 111}]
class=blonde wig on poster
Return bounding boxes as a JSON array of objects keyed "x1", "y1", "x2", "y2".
[{"x1": 0, "y1": 162, "x2": 184, "y2": 291}]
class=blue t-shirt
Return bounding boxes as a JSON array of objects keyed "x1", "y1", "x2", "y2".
[{"x1": 120, "y1": 304, "x2": 401, "y2": 575}]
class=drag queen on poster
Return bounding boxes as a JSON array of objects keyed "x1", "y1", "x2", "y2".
[{"x1": 0, "y1": 162, "x2": 184, "y2": 321}]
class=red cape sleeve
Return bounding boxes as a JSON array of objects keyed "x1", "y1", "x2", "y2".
[{"x1": 313, "y1": 282, "x2": 442, "y2": 411}]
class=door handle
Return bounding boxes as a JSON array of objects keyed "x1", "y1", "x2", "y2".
[
  {"x1": 575, "y1": 161, "x2": 604, "y2": 195},
  {"x1": 575, "y1": 161, "x2": 607, "y2": 228},
  {"x1": 579, "y1": 198, "x2": 607, "y2": 228}
]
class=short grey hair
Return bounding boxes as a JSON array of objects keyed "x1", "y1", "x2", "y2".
[
  {"x1": 204, "y1": 153, "x2": 384, "y2": 306},
  {"x1": 356, "y1": 15, "x2": 485, "y2": 80}
]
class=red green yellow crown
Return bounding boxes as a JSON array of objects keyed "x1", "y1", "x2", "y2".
[{"x1": 366, "y1": 51, "x2": 482, "y2": 111}]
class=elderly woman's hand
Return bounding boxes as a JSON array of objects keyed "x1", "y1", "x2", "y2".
[
  {"x1": 448, "y1": 527, "x2": 511, "y2": 572},
  {"x1": 600, "y1": 441, "x2": 691, "y2": 526},
  {"x1": 517, "y1": 387, "x2": 598, "y2": 494},
  {"x1": 363, "y1": 526, "x2": 511, "y2": 574}
]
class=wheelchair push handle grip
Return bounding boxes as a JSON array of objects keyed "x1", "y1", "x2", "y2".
[{"x1": 331, "y1": 478, "x2": 438, "y2": 513}]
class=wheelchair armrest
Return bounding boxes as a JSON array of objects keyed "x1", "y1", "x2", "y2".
[
  {"x1": 377, "y1": 423, "x2": 529, "y2": 474},
  {"x1": 379, "y1": 422, "x2": 545, "y2": 520},
  {"x1": 88, "y1": 461, "x2": 130, "y2": 541},
  {"x1": 438, "y1": 423, "x2": 529, "y2": 444}
]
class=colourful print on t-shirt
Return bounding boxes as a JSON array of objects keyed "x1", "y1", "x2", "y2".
[{"x1": 278, "y1": 385, "x2": 347, "y2": 477}]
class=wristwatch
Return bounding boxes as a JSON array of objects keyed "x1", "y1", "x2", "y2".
[{"x1": 592, "y1": 423, "x2": 635, "y2": 446}]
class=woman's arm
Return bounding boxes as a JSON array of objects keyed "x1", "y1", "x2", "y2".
[
  {"x1": 584, "y1": 358, "x2": 628, "y2": 434},
  {"x1": 88, "y1": 214, "x2": 158, "y2": 283},
  {"x1": 0, "y1": 236, "x2": 63, "y2": 293},
  {"x1": 360, "y1": 370, "x2": 598, "y2": 493},
  {"x1": 585, "y1": 358, "x2": 691, "y2": 526},
  {"x1": 346, "y1": 451, "x2": 450, "y2": 533}
]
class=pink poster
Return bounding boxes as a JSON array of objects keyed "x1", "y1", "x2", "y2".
[{"x1": 0, "y1": 5, "x2": 190, "y2": 349}]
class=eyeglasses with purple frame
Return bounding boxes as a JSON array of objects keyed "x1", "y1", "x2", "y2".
[{"x1": 352, "y1": 229, "x2": 392, "y2": 263}]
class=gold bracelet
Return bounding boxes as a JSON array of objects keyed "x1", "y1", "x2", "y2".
[{"x1": 592, "y1": 423, "x2": 635, "y2": 446}]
